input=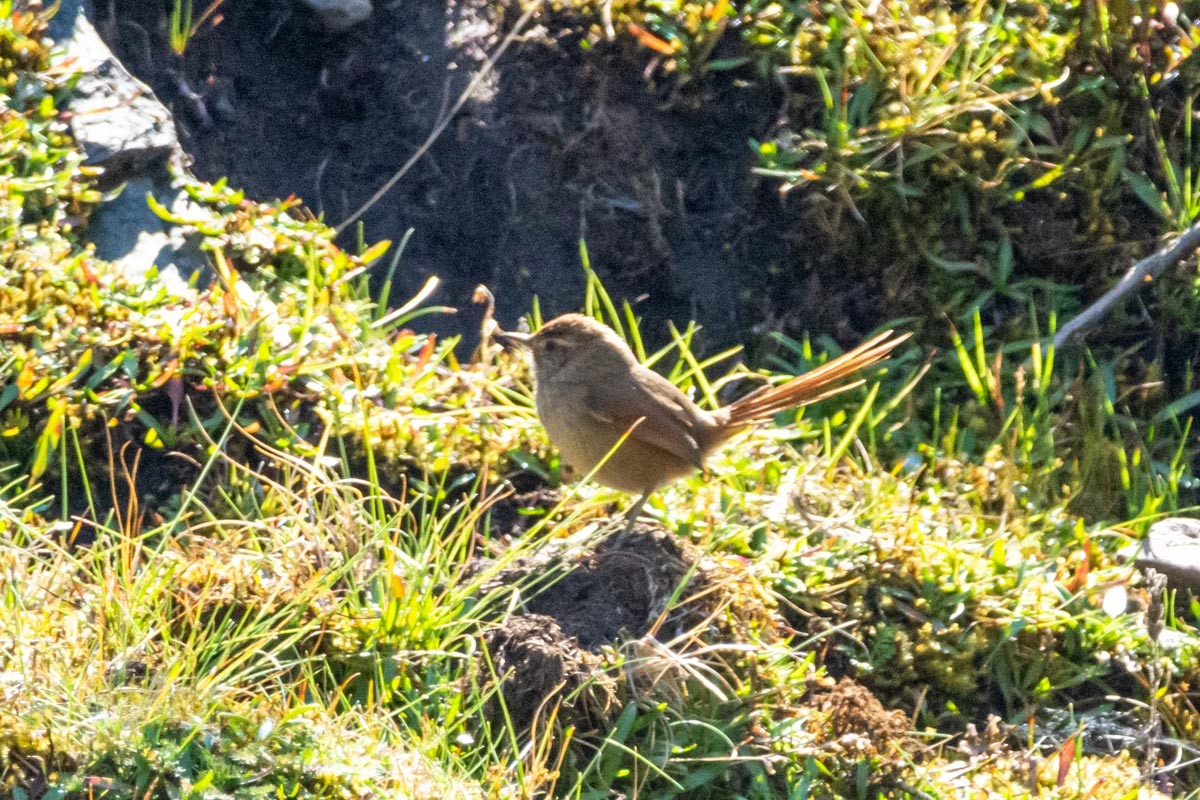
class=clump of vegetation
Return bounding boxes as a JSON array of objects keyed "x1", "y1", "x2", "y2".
[
  {"x1": 3, "y1": 2, "x2": 1200, "y2": 799},
  {"x1": 0, "y1": 88, "x2": 552, "y2": 522},
  {"x1": 567, "y1": 0, "x2": 1200, "y2": 385}
]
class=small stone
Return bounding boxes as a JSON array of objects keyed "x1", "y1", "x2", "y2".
[
  {"x1": 297, "y1": 0, "x2": 373, "y2": 32},
  {"x1": 48, "y1": 0, "x2": 181, "y2": 187},
  {"x1": 47, "y1": 0, "x2": 208, "y2": 287},
  {"x1": 1101, "y1": 584, "x2": 1127, "y2": 618},
  {"x1": 1134, "y1": 518, "x2": 1200, "y2": 594}
]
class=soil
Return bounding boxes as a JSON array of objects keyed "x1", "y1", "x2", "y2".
[
  {"x1": 472, "y1": 524, "x2": 779, "y2": 730},
  {"x1": 484, "y1": 468, "x2": 562, "y2": 538},
  {"x1": 479, "y1": 612, "x2": 616, "y2": 732},
  {"x1": 89, "y1": 0, "x2": 876, "y2": 353},
  {"x1": 487, "y1": 523, "x2": 772, "y2": 647},
  {"x1": 807, "y1": 676, "x2": 911, "y2": 759}
]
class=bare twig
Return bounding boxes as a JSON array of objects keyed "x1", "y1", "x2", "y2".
[
  {"x1": 471, "y1": 284, "x2": 497, "y2": 364},
  {"x1": 1053, "y1": 221, "x2": 1200, "y2": 350},
  {"x1": 334, "y1": 2, "x2": 542, "y2": 235}
]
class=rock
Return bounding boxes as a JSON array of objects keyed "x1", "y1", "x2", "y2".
[
  {"x1": 1133, "y1": 517, "x2": 1200, "y2": 594},
  {"x1": 46, "y1": 0, "x2": 208, "y2": 287},
  {"x1": 88, "y1": 175, "x2": 203, "y2": 293},
  {"x1": 46, "y1": 0, "x2": 181, "y2": 188},
  {"x1": 296, "y1": 0, "x2": 373, "y2": 32}
]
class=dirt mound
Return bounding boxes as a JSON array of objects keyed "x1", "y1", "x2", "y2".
[
  {"x1": 479, "y1": 613, "x2": 616, "y2": 733},
  {"x1": 808, "y1": 677, "x2": 912, "y2": 759},
  {"x1": 523, "y1": 526, "x2": 698, "y2": 646},
  {"x1": 475, "y1": 524, "x2": 777, "y2": 730},
  {"x1": 495, "y1": 524, "x2": 773, "y2": 648}
]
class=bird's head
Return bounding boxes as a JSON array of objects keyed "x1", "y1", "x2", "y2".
[{"x1": 497, "y1": 313, "x2": 636, "y2": 379}]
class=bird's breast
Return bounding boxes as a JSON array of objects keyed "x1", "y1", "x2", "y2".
[
  {"x1": 535, "y1": 380, "x2": 695, "y2": 493},
  {"x1": 535, "y1": 379, "x2": 609, "y2": 472}
]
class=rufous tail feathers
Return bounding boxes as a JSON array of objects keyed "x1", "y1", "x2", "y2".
[{"x1": 718, "y1": 330, "x2": 910, "y2": 429}]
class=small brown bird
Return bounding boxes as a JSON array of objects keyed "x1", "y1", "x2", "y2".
[{"x1": 501, "y1": 314, "x2": 908, "y2": 526}]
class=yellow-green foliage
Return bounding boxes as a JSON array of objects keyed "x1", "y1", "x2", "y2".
[
  {"x1": 0, "y1": 456, "x2": 486, "y2": 797},
  {"x1": 751, "y1": 1, "x2": 1074, "y2": 188},
  {"x1": 0, "y1": 116, "x2": 546, "y2": 502},
  {"x1": 771, "y1": 453, "x2": 1199, "y2": 705},
  {"x1": 565, "y1": 0, "x2": 1200, "y2": 337},
  {"x1": 3, "y1": 2, "x2": 1200, "y2": 799}
]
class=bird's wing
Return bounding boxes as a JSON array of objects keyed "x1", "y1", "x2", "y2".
[{"x1": 584, "y1": 366, "x2": 705, "y2": 469}]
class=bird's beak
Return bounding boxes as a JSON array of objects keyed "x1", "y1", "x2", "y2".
[{"x1": 493, "y1": 329, "x2": 532, "y2": 348}]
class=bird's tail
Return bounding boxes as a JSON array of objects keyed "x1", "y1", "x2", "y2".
[{"x1": 716, "y1": 330, "x2": 910, "y2": 429}]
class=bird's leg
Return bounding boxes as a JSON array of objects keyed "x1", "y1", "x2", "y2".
[{"x1": 621, "y1": 490, "x2": 652, "y2": 535}]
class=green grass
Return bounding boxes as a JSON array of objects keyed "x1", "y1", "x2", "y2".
[
  {"x1": 568, "y1": 0, "x2": 1200, "y2": 362},
  {"x1": 4, "y1": 2, "x2": 1200, "y2": 799},
  {"x1": 168, "y1": 0, "x2": 224, "y2": 55}
]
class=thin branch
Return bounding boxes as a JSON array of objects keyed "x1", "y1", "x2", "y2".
[
  {"x1": 334, "y1": 2, "x2": 542, "y2": 235},
  {"x1": 1053, "y1": 221, "x2": 1200, "y2": 350}
]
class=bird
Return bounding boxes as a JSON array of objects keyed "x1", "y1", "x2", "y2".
[{"x1": 499, "y1": 313, "x2": 909, "y2": 528}]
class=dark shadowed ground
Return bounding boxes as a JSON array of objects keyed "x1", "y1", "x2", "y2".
[{"x1": 92, "y1": 0, "x2": 881, "y2": 353}]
